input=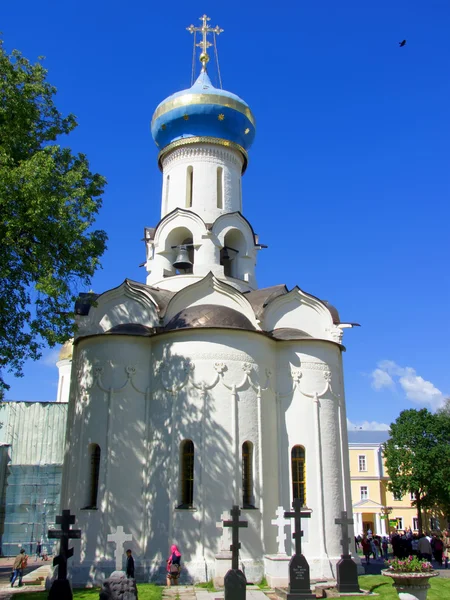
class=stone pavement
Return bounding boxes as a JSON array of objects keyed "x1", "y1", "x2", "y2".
[{"x1": 164, "y1": 585, "x2": 271, "y2": 599}]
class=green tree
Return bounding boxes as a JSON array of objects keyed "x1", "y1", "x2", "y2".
[
  {"x1": 383, "y1": 408, "x2": 450, "y2": 532},
  {"x1": 0, "y1": 39, "x2": 107, "y2": 396}
]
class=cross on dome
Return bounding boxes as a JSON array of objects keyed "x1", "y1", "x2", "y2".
[{"x1": 187, "y1": 14, "x2": 223, "y2": 71}]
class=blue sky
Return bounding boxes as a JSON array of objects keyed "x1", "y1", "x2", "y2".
[{"x1": 1, "y1": 0, "x2": 449, "y2": 429}]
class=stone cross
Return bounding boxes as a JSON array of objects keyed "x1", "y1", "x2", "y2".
[
  {"x1": 216, "y1": 511, "x2": 232, "y2": 551},
  {"x1": 335, "y1": 510, "x2": 354, "y2": 557},
  {"x1": 107, "y1": 526, "x2": 133, "y2": 570},
  {"x1": 271, "y1": 506, "x2": 290, "y2": 554},
  {"x1": 223, "y1": 505, "x2": 248, "y2": 570},
  {"x1": 48, "y1": 509, "x2": 81, "y2": 580},
  {"x1": 284, "y1": 498, "x2": 311, "y2": 556}
]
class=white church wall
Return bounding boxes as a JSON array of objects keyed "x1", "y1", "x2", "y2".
[
  {"x1": 163, "y1": 275, "x2": 258, "y2": 327},
  {"x1": 62, "y1": 336, "x2": 150, "y2": 584},
  {"x1": 275, "y1": 340, "x2": 346, "y2": 578},
  {"x1": 161, "y1": 144, "x2": 244, "y2": 222},
  {"x1": 263, "y1": 289, "x2": 335, "y2": 340},
  {"x1": 56, "y1": 359, "x2": 72, "y2": 403}
]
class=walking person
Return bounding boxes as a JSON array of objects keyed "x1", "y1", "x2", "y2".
[
  {"x1": 443, "y1": 530, "x2": 450, "y2": 569},
  {"x1": 417, "y1": 533, "x2": 432, "y2": 561},
  {"x1": 166, "y1": 544, "x2": 182, "y2": 586},
  {"x1": 36, "y1": 540, "x2": 42, "y2": 561},
  {"x1": 361, "y1": 536, "x2": 371, "y2": 565},
  {"x1": 433, "y1": 535, "x2": 443, "y2": 566},
  {"x1": 125, "y1": 549, "x2": 134, "y2": 579},
  {"x1": 11, "y1": 549, "x2": 28, "y2": 588},
  {"x1": 382, "y1": 536, "x2": 389, "y2": 560}
]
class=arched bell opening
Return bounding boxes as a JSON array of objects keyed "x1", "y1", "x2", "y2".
[
  {"x1": 220, "y1": 228, "x2": 247, "y2": 279},
  {"x1": 165, "y1": 227, "x2": 195, "y2": 276}
]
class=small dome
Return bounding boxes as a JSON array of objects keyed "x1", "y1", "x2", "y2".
[
  {"x1": 165, "y1": 304, "x2": 255, "y2": 332},
  {"x1": 59, "y1": 339, "x2": 74, "y2": 361},
  {"x1": 151, "y1": 71, "x2": 255, "y2": 153}
]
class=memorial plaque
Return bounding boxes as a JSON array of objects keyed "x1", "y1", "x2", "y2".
[
  {"x1": 336, "y1": 556, "x2": 360, "y2": 593},
  {"x1": 288, "y1": 554, "x2": 312, "y2": 594},
  {"x1": 224, "y1": 568, "x2": 246, "y2": 600}
]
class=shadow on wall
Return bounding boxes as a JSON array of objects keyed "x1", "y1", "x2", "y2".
[{"x1": 63, "y1": 338, "x2": 236, "y2": 584}]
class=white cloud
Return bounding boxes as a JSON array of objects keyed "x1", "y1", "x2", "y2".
[
  {"x1": 41, "y1": 348, "x2": 61, "y2": 367},
  {"x1": 347, "y1": 418, "x2": 390, "y2": 431},
  {"x1": 371, "y1": 368, "x2": 394, "y2": 390},
  {"x1": 371, "y1": 360, "x2": 446, "y2": 411}
]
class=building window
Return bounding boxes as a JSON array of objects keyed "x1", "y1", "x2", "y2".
[
  {"x1": 360, "y1": 486, "x2": 368, "y2": 501},
  {"x1": 84, "y1": 443, "x2": 100, "y2": 509},
  {"x1": 358, "y1": 455, "x2": 367, "y2": 472},
  {"x1": 410, "y1": 491, "x2": 417, "y2": 501},
  {"x1": 242, "y1": 441, "x2": 255, "y2": 508},
  {"x1": 393, "y1": 491, "x2": 402, "y2": 501},
  {"x1": 430, "y1": 517, "x2": 440, "y2": 531},
  {"x1": 413, "y1": 517, "x2": 419, "y2": 530},
  {"x1": 179, "y1": 440, "x2": 194, "y2": 508},
  {"x1": 186, "y1": 166, "x2": 193, "y2": 208},
  {"x1": 291, "y1": 446, "x2": 306, "y2": 506},
  {"x1": 396, "y1": 517, "x2": 404, "y2": 530},
  {"x1": 164, "y1": 174, "x2": 170, "y2": 213},
  {"x1": 217, "y1": 167, "x2": 223, "y2": 209}
]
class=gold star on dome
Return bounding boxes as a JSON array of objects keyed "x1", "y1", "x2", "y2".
[
  {"x1": 244, "y1": 128, "x2": 250, "y2": 134},
  {"x1": 183, "y1": 114, "x2": 189, "y2": 120},
  {"x1": 218, "y1": 114, "x2": 225, "y2": 121},
  {"x1": 161, "y1": 124, "x2": 166, "y2": 130}
]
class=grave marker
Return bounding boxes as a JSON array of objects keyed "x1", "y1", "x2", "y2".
[
  {"x1": 283, "y1": 499, "x2": 315, "y2": 599},
  {"x1": 271, "y1": 506, "x2": 290, "y2": 555},
  {"x1": 223, "y1": 505, "x2": 248, "y2": 600},
  {"x1": 335, "y1": 511, "x2": 360, "y2": 593},
  {"x1": 48, "y1": 509, "x2": 81, "y2": 600},
  {"x1": 107, "y1": 526, "x2": 133, "y2": 571}
]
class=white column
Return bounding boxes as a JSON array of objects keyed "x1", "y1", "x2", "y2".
[
  {"x1": 381, "y1": 515, "x2": 387, "y2": 536},
  {"x1": 376, "y1": 513, "x2": 382, "y2": 535},
  {"x1": 356, "y1": 512, "x2": 363, "y2": 535}
]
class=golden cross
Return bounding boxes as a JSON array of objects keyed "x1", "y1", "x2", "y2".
[{"x1": 187, "y1": 14, "x2": 223, "y2": 71}]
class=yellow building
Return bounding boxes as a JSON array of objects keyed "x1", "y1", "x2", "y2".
[{"x1": 348, "y1": 431, "x2": 447, "y2": 535}]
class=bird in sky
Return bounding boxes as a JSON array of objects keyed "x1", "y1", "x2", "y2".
[{"x1": 399, "y1": 40, "x2": 406, "y2": 47}]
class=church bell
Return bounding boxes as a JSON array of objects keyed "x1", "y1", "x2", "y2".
[{"x1": 173, "y1": 245, "x2": 193, "y2": 271}]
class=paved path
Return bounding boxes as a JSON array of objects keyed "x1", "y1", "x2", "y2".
[{"x1": 164, "y1": 585, "x2": 271, "y2": 599}]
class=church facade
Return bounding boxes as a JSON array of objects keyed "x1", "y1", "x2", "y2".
[{"x1": 60, "y1": 16, "x2": 357, "y2": 586}]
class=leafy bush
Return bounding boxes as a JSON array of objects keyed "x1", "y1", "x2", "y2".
[{"x1": 384, "y1": 555, "x2": 433, "y2": 573}]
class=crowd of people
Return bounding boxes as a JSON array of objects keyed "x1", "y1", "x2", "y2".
[{"x1": 356, "y1": 528, "x2": 450, "y2": 567}]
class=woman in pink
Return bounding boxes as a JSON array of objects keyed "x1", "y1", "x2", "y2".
[{"x1": 166, "y1": 544, "x2": 182, "y2": 586}]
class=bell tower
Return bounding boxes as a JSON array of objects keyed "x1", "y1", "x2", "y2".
[{"x1": 145, "y1": 15, "x2": 263, "y2": 293}]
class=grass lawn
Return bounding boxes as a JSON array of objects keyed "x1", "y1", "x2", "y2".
[
  {"x1": 15, "y1": 583, "x2": 163, "y2": 599},
  {"x1": 359, "y1": 574, "x2": 449, "y2": 599}
]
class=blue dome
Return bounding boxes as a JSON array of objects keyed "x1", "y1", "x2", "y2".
[{"x1": 151, "y1": 71, "x2": 256, "y2": 154}]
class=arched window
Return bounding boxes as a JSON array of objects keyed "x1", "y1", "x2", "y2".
[
  {"x1": 291, "y1": 445, "x2": 306, "y2": 506},
  {"x1": 217, "y1": 167, "x2": 223, "y2": 209},
  {"x1": 179, "y1": 440, "x2": 194, "y2": 508},
  {"x1": 238, "y1": 178, "x2": 242, "y2": 212},
  {"x1": 164, "y1": 174, "x2": 170, "y2": 214},
  {"x1": 186, "y1": 166, "x2": 193, "y2": 208},
  {"x1": 242, "y1": 441, "x2": 255, "y2": 508},
  {"x1": 85, "y1": 443, "x2": 101, "y2": 509}
]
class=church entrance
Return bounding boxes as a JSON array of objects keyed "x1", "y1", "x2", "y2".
[{"x1": 363, "y1": 520, "x2": 374, "y2": 533}]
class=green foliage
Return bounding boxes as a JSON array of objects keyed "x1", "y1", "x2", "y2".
[
  {"x1": 384, "y1": 556, "x2": 433, "y2": 573},
  {"x1": 258, "y1": 576, "x2": 270, "y2": 589},
  {"x1": 383, "y1": 409, "x2": 450, "y2": 529},
  {"x1": 358, "y1": 574, "x2": 445, "y2": 599},
  {"x1": 0, "y1": 38, "x2": 107, "y2": 393},
  {"x1": 195, "y1": 580, "x2": 216, "y2": 590}
]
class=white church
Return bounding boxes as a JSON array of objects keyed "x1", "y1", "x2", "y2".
[{"x1": 58, "y1": 15, "x2": 358, "y2": 586}]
